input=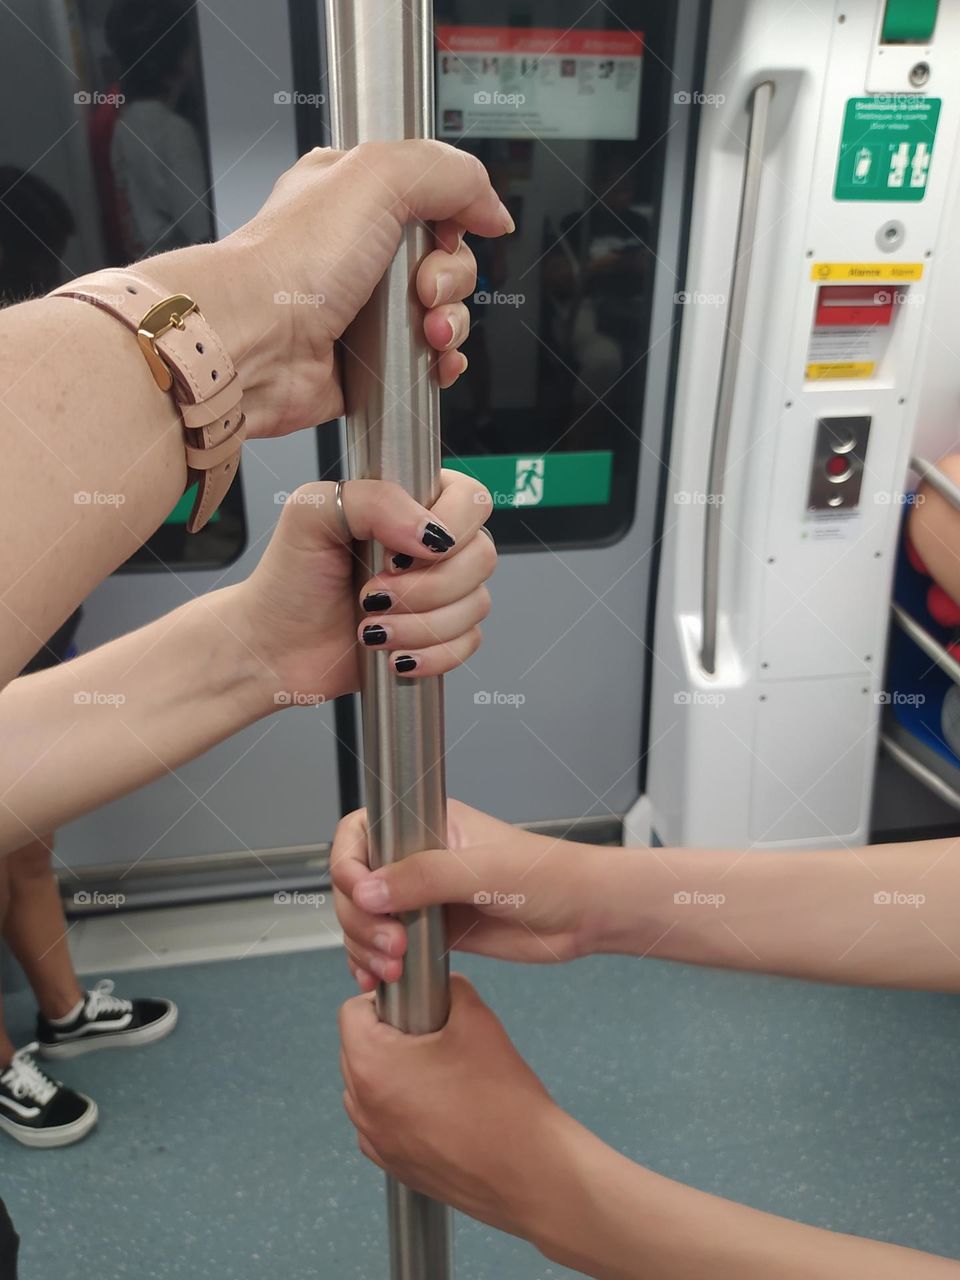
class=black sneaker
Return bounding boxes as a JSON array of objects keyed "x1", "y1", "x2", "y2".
[
  {"x1": 36, "y1": 979, "x2": 178, "y2": 1060},
  {"x1": 0, "y1": 1044, "x2": 97, "y2": 1148}
]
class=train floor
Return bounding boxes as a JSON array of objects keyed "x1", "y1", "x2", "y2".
[{"x1": 3, "y1": 900, "x2": 960, "y2": 1279}]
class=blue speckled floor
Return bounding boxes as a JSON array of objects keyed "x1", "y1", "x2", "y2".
[{"x1": 3, "y1": 947, "x2": 960, "y2": 1278}]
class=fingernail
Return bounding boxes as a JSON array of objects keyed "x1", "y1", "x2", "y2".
[
  {"x1": 443, "y1": 317, "x2": 458, "y2": 349},
  {"x1": 369, "y1": 954, "x2": 392, "y2": 980},
  {"x1": 394, "y1": 655, "x2": 418, "y2": 674},
  {"x1": 433, "y1": 271, "x2": 454, "y2": 306},
  {"x1": 362, "y1": 625, "x2": 388, "y2": 646},
  {"x1": 372, "y1": 930, "x2": 391, "y2": 953},
  {"x1": 355, "y1": 878, "x2": 390, "y2": 910},
  {"x1": 498, "y1": 200, "x2": 515, "y2": 233},
  {"x1": 392, "y1": 553, "x2": 415, "y2": 571},
  {"x1": 421, "y1": 521, "x2": 455, "y2": 554},
  {"x1": 362, "y1": 591, "x2": 392, "y2": 613}
]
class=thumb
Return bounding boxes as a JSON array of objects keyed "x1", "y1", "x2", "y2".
[
  {"x1": 352, "y1": 845, "x2": 515, "y2": 915},
  {"x1": 446, "y1": 973, "x2": 489, "y2": 1019}
]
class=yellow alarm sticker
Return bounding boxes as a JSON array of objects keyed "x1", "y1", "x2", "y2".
[
  {"x1": 806, "y1": 361, "x2": 876, "y2": 380},
  {"x1": 810, "y1": 262, "x2": 924, "y2": 282}
]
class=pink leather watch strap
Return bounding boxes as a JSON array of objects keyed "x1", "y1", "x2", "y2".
[{"x1": 49, "y1": 268, "x2": 246, "y2": 532}]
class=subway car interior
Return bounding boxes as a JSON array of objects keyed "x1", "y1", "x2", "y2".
[{"x1": 1, "y1": 0, "x2": 960, "y2": 1276}]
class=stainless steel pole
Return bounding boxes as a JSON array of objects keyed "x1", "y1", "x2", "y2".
[{"x1": 323, "y1": 3, "x2": 452, "y2": 1278}]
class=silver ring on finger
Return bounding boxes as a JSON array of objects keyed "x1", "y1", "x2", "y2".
[{"x1": 335, "y1": 479, "x2": 353, "y2": 542}]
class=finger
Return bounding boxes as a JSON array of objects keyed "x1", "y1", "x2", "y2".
[
  {"x1": 360, "y1": 530, "x2": 496, "y2": 616},
  {"x1": 388, "y1": 626, "x2": 483, "y2": 679},
  {"x1": 417, "y1": 234, "x2": 477, "y2": 308},
  {"x1": 421, "y1": 469, "x2": 494, "y2": 557},
  {"x1": 339, "y1": 479, "x2": 459, "y2": 559},
  {"x1": 339, "y1": 923, "x2": 404, "y2": 984},
  {"x1": 343, "y1": 1089, "x2": 389, "y2": 1173},
  {"x1": 432, "y1": 218, "x2": 464, "y2": 257},
  {"x1": 337, "y1": 908, "x2": 406, "y2": 983},
  {"x1": 338, "y1": 989, "x2": 384, "y2": 1051},
  {"x1": 352, "y1": 842, "x2": 507, "y2": 914},
  {"x1": 339, "y1": 1050, "x2": 357, "y2": 1095},
  {"x1": 424, "y1": 302, "x2": 470, "y2": 353},
  {"x1": 344, "y1": 949, "x2": 380, "y2": 993},
  {"x1": 330, "y1": 809, "x2": 371, "y2": 899},
  {"x1": 348, "y1": 140, "x2": 514, "y2": 239},
  {"x1": 358, "y1": 1133, "x2": 387, "y2": 1171},
  {"x1": 385, "y1": 470, "x2": 492, "y2": 572},
  {"x1": 274, "y1": 480, "x2": 458, "y2": 560},
  {"x1": 358, "y1": 586, "x2": 490, "y2": 651},
  {"x1": 338, "y1": 893, "x2": 407, "y2": 960},
  {"x1": 438, "y1": 350, "x2": 468, "y2": 390}
]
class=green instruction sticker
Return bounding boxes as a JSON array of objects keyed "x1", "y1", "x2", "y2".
[
  {"x1": 835, "y1": 96, "x2": 941, "y2": 202},
  {"x1": 164, "y1": 483, "x2": 220, "y2": 525},
  {"x1": 443, "y1": 450, "x2": 613, "y2": 510}
]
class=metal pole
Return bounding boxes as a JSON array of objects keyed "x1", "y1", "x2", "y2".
[{"x1": 324, "y1": 3, "x2": 452, "y2": 1278}]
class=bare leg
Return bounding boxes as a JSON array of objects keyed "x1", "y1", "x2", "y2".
[
  {"x1": 2, "y1": 838, "x2": 83, "y2": 1021},
  {"x1": 0, "y1": 858, "x2": 18, "y2": 1066}
]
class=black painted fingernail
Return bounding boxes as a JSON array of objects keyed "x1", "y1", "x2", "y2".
[
  {"x1": 392, "y1": 553, "x2": 415, "y2": 571},
  {"x1": 362, "y1": 625, "x2": 388, "y2": 647},
  {"x1": 362, "y1": 591, "x2": 392, "y2": 613},
  {"x1": 421, "y1": 522, "x2": 456, "y2": 554},
  {"x1": 394, "y1": 655, "x2": 418, "y2": 674}
]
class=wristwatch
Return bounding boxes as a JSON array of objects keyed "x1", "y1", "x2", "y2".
[{"x1": 49, "y1": 268, "x2": 247, "y2": 532}]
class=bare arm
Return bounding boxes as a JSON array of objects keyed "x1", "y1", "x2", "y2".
[
  {"x1": 0, "y1": 142, "x2": 509, "y2": 686},
  {"x1": 0, "y1": 586, "x2": 269, "y2": 853},
  {"x1": 588, "y1": 839, "x2": 960, "y2": 991},
  {"x1": 537, "y1": 1115, "x2": 960, "y2": 1280},
  {"x1": 339, "y1": 974, "x2": 960, "y2": 1280},
  {"x1": 331, "y1": 801, "x2": 960, "y2": 993}
]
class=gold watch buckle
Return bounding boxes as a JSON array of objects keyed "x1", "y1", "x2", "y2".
[{"x1": 136, "y1": 294, "x2": 200, "y2": 392}]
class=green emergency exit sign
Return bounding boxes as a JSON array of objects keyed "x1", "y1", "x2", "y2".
[
  {"x1": 835, "y1": 96, "x2": 940, "y2": 202},
  {"x1": 443, "y1": 450, "x2": 613, "y2": 509}
]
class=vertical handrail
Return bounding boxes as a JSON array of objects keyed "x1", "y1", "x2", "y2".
[
  {"x1": 700, "y1": 80, "x2": 774, "y2": 674},
  {"x1": 911, "y1": 455, "x2": 960, "y2": 513},
  {"x1": 324, "y1": 3, "x2": 452, "y2": 1278}
]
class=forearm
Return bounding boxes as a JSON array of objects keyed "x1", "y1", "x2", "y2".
[
  {"x1": 0, "y1": 239, "x2": 269, "y2": 687},
  {"x1": 585, "y1": 840, "x2": 960, "y2": 990},
  {"x1": 532, "y1": 1114, "x2": 960, "y2": 1280},
  {"x1": 0, "y1": 585, "x2": 276, "y2": 853}
]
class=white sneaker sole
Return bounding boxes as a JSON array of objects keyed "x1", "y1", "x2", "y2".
[
  {"x1": 38, "y1": 1003, "x2": 178, "y2": 1060},
  {"x1": 0, "y1": 1094, "x2": 98, "y2": 1148}
]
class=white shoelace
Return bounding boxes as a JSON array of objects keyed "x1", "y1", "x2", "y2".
[
  {"x1": 1, "y1": 1045, "x2": 56, "y2": 1105},
  {"x1": 85, "y1": 978, "x2": 132, "y2": 1019}
]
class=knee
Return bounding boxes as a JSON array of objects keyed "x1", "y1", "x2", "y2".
[{"x1": 8, "y1": 837, "x2": 55, "y2": 883}]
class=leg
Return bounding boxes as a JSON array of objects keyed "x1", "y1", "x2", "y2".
[
  {"x1": 2, "y1": 838, "x2": 83, "y2": 1021},
  {"x1": 0, "y1": 1197, "x2": 20, "y2": 1278},
  {"x1": 0, "y1": 857, "x2": 17, "y2": 1066}
]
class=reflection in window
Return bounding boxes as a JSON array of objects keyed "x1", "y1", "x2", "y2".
[{"x1": 93, "y1": 0, "x2": 214, "y2": 261}]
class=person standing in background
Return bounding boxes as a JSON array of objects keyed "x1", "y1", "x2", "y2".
[{"x1": 105, "y1": 0, "x2": 212, "y2": 259}]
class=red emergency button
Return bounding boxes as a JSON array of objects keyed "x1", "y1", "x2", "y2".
[
  {"x1": 815, "y1": 285, "x2": 896, "y2": 328},
  {"x1": 826, "y1": 454, "x2": 852, "y2": 481}
]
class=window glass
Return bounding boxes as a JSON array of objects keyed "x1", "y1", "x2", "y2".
[{"x1": 435, "y1": 1, "x2": 677, "y2": 548}]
